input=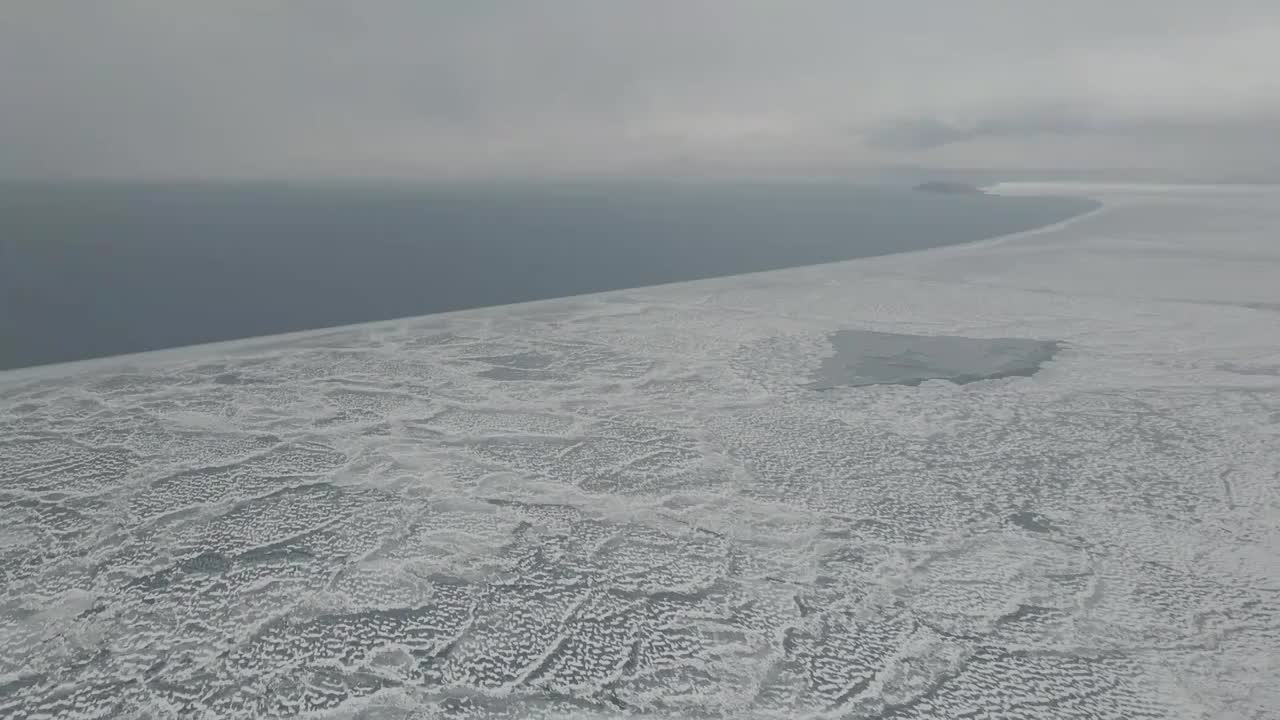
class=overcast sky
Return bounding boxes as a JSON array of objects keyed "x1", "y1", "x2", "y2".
[{"x1": 4, "y1": 1, "x2": 1279, "y2": 180}]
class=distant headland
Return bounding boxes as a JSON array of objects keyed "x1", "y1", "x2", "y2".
[{"x1": 914, "y1": 181, "x2": 986, "y2": 195}]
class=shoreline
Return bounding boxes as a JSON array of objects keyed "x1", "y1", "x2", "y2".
[{"x1": 0, "y1": 192, "x2": 1104, "y2": 382}]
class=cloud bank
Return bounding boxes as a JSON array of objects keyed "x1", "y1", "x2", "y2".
[{"x1": 4, "y1": 1, "x2": 1279, "y2": 180}]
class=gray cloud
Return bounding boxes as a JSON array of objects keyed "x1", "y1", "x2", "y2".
[
  {"x1": 864, "y1": 105, "x2": 1103, "y2": 151},
  {"x1": 3, "y1": 1, "x2": 1279, "y2": 180}
]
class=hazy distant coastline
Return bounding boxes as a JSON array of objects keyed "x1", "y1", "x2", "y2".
[{"x1": 914, "y1": 181, "x2": 986, "y2": 195}]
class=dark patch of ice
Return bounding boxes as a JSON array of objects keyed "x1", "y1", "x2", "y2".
[
  {"x1": 1008, "y1": 511, "x2": 1056, "y2": 534},
  {"x1": 478, "y1": 367, "x2": 554, "y2": 382},
  {"x1": 807, "y1": 330, "x2": 1061, "y2": 389},
  {"x1": 476, "y1": 351, "x2": 556, "y2": 370}
]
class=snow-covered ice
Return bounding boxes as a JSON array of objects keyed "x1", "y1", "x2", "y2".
[{"x1": 2, "y1": 184, "x2": 1279, "y2": 718}]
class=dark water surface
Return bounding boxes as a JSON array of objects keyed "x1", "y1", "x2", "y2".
[{"x1": 0, "y1": 181, "x2": 1096, "y2": 370}]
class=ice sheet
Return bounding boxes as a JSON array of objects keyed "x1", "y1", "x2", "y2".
[{"x1": 2, "y1": 184, "x2": 1279, "y2": 719}]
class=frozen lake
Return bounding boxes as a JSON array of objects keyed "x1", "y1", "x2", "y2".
[{"x1": 2, "y1": 184, "x2": 1279, "y2": 718}]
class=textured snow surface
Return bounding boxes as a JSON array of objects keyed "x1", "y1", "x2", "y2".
[{"x1": 2, "y1": 184, "x2": 1279, "y2": 719}]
